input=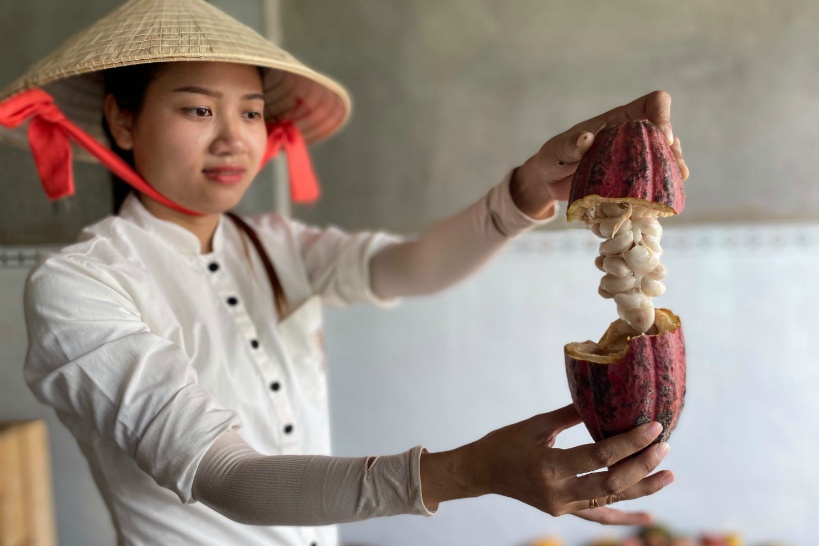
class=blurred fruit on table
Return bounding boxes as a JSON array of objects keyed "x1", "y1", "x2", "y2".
[
  {"x1": 640, "y1": 525, "x2": 673, "y2": 546},
  {"x1": 621, "y1": 538, "x2": 644, "y2": 546},
  {"x1": 589, "y1": 539, "x2": 621, "y2": 546},
  {"x1": 529, "y1": 537, "x2": 563, "y2": 546},
  {"x1": 700, "y1": 535, "x2": 729, "y2": 546},
  {"x1": 671, "y1": 538, "x2": 698, "y2": 546},
  {"x1": 723, "y1": 533, "x2": 743, "y2": 546},
  {"x1": 701, "y1": 531, "x2": 745, "y2": 546},
  {"x1": 528, "y1": 526, "x2": 798, "y2": 546}
]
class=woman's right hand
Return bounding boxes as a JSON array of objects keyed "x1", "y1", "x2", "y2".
[{"x1": 420, "y1": 404, "x2": 673, "y2": 525}]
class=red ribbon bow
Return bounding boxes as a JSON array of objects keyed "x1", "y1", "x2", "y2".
[
  {"x1": 263, "y1": 121, "x2": 321, "y2": 204},
  {"x1": 0, "y1": 88, "x2": 320, "y2": 214}
]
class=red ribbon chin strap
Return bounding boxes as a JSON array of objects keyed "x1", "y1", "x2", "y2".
[
  {"x1": 0, "y1": 88, "x2": 321, "y2": 215},
  {"x1": 0, "y1": 88, "x2": 198, "y2": 214},
  {"x1": 263, "y1": 121, "x2": 321, "y2": 204}
]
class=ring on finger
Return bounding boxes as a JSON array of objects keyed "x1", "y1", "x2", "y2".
[
  {"x1": 588, "y1": 498, "x2": 599, "y2": 509},
  {"x1": 606, "y1": 493, "x2": 620, "y2": 505}
]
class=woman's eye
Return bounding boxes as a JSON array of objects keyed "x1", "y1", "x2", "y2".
[
  {"x1": 185, "y1": 107, "x2": 212, "y2": 118},
  {"x1": 245, "y1": 111, "x2": 263, "y2": 120}
]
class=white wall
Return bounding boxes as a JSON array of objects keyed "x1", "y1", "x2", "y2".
[{"x1": 325, "y1": 224, "x2": 819, "y2": 546}]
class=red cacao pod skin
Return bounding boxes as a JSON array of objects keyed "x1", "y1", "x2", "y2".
[
  {"x1": 565, "y1": 309, "x2": 686, "y2": 444},
  {"x1": 567, "y1": 120, "x2": 685, "y2": 222}
]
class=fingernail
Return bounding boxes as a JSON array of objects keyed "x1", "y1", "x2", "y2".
[
  {"x1": 576, "y1": 133, "x2": 590, "y2": 147},
  {"x1": 645, "y1": 422, "x2": 663, "y2": 438},
  {"x1": 656, "y1": 442, "x2": 670, "y2": 459},
  {"x1": 661, "y1": 473, "x2": 675, "y2": 487},
  {"x1": 663, "y1": 125, "x2": 674, "y2": 146}
]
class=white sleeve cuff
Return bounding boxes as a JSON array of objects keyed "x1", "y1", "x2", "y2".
[
  {"x1": 135, "y1": 384, "x2": 241, "y2": 504},
  {"x1": 340, "y1": 231, "x2": 405, "y2": 309}
]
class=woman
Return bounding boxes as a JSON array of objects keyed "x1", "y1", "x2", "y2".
[{"x1": 1, "y1": 0, "x2": 688, "y2": 544}]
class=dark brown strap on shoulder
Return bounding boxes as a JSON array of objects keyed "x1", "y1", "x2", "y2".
[{"x1": 226, "y1": 213, "x2": 288, "y2": 319}]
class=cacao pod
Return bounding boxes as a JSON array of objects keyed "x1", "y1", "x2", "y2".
[
  {"x1": 565, "y1": 309, "x2": 685, "y2": 443},
  {"x1": 567, "y1": 120, "x2": 685, "y2": 223}
]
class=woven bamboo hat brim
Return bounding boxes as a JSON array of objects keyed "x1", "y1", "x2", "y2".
[{"x1": 0, "y1": 0, "x2": 351, "y2": 161}]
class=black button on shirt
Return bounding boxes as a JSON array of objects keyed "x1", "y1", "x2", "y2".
[
  {"x1": 226, "y1": 296, "x2": 239, "y2": 306},
  {"x1": 208, "y1": 262, "x2": 219, "y2": 272},
  {"x1": 270, "y1": 381, "x2": 281, "y2": 392},
  {"x1": 284, "y1": 424, "x2": 294, "y2": 434},
  {"x1": 250, "y1": 339, "x2": 260, "y2": 349}
]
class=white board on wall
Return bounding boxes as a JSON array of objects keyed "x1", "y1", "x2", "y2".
[{"x1": 326, "y1": 224, "x2": 819, "y2": 546}]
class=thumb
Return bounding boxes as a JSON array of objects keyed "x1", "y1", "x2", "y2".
[
  {"x1": 534, "y1": 404, "x2": 582, "y2": 446},
  {"x1": 644, "y1": 90, "x2": 674, "y2": 145},
  {"x1": 551, "y1": 131, "x2": 594, "y2": 165},
  {"x1": 546, "y1": 403, "x2": 582, "y2": 430}
]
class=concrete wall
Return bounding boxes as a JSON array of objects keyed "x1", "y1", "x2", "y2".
[
  {"x1": 282, "y1": 0, "x2": 819, "y2": 233},
  {"x1": 0, "y1": 0, "x2": 277, "y2": 245},
  {"x1": 8, "y1": 0, "x2": 818, "y2": 239},
  {"x1": 0, "y1": 0, "x2": 120, "y2": 245}
]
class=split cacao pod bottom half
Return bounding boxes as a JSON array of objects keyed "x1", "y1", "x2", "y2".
[{"x1": 564, "y1": 120, "x2": 686, "y2": 444}]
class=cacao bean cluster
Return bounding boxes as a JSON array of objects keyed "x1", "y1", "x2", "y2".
[{"x1": 587, "y1": 202, "x2": 666, "y2": 333}]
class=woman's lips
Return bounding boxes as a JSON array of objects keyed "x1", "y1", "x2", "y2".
[{"x1": 203, "y1": 166, "x2": 246, "y2": 185}]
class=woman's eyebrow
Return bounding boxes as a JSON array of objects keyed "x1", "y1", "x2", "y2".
[{"x1": 172, "y1": 86, "x2": 264, "y2": 101}]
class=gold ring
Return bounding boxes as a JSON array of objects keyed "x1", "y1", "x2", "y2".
[{"x1": 589, "y1": 498, "x2": 599, "y2": 509}]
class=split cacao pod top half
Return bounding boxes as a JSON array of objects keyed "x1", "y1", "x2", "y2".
[
  {"x1": 564, "y1": 120, "x2": 687, "y2": 444},
  {"x1": 567, "y1": 120, "x2": 685, "y2": 221}
]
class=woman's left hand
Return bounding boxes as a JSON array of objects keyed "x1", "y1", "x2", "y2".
[{"x1": 510, "y1": 90, "x2": 689, "y2": 219}]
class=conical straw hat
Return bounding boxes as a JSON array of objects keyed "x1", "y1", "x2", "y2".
[{"x1": 0, "y1": 0, "x2": 351, "y2": 161}]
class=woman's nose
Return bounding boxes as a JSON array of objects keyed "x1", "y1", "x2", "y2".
[{"x1": 209, "y1": 116, "x2": 248, "y2": 156}]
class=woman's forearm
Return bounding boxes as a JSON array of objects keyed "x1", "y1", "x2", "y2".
[
  {"x1": 418, "y1": 444, "x2": 486, "y2": 511},
  {"x1": 192, "y1": 429, "x2": 433, "y2": 525},
  {"x1": 369, "y1": 171, "x2": 557, "y2": 300}
]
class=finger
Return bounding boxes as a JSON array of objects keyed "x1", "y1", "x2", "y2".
[
  {"x1": 515, "y1": 406, "x2": 581, "y2": 448},
  {"x1": 544, "y1": 404, "x2": 583, "y2": 433},
  {"x1": 559, "y1": 421, "x2": 663, "y2": 476},
  {"x1": 531, "y1": 404, "x2": 583, "y2": 447},
  {"x1": 534, "y1": 131, "x2": 595, "y2": 183},
  {"x1": 564, "y1": 469, "x2": 673, "y2": 519},
  {"x1": 570, "y1": 441, "x2": 670, "y2": 502},
  {"x1": 545, "y1": 175, "x2": 572, "y2": 202},
  {"x1": 671, "y1": 136, "x2": 689, "y2": 181},
  {"x1": 605, "y1": 470, "x2": 674, "y2": 504},
  {"x1": 608, "y1": 90, "x2": 673, "y2": 144},
  {"x1": 572, "y1": 506, "x2": 653, "y2": 526},
  {"x1": 550, "y1": 131, "x2": 594, "y2": 164},
  {"x1": 573, "y1": 91, "x2": 673, "y2": 145}
]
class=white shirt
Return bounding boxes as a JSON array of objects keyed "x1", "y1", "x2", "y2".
[{"x1": 24, "y1": 192, "x2": 401, "y2": 546}]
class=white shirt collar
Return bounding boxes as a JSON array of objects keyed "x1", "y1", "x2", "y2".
[{"x1": 117, "y1": 192, "x2": 226, "y2": 256}]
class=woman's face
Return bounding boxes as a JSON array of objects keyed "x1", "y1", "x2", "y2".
[{"x1": 115, "y1": 62, "x2": 268, "y2": 215}]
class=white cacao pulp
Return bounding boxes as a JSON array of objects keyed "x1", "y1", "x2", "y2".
[{"x1": 586, "y1": 203, "x2": 666, "y2": 333}]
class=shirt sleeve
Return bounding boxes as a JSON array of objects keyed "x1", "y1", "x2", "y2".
[
  {"x1": 23, "y1": 254, "x2": 241, "y2": 504},
  {"x1": 285, "y1": 219, "x2": 404, "y2": 308}
]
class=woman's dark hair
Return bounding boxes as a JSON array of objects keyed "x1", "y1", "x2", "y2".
[{"x1": 102, "y1": 63, "x2": 165, "y2": 213}]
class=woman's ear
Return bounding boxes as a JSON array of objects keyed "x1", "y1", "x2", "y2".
[{"x1": 103, "y1": 94, "x2": 135, "y2": 150}]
